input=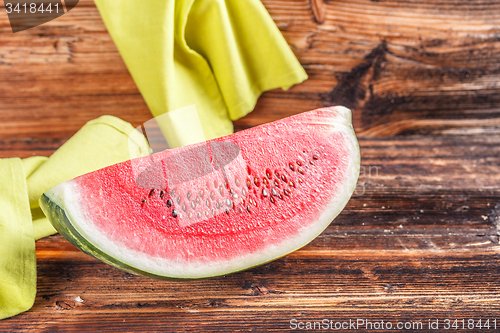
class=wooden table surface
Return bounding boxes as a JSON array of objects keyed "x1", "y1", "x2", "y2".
[{"x1": 1, "y1": 0, "x2": 500, "y2": 331}]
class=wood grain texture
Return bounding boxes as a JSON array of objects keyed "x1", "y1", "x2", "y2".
[
  {"x1": 0, "y1": 0, "x2": 500, "y2": 331},
  {"x1": 0, "y1": 0, "x2": 499, "y2": 138},
  {"x1": 2, "y1": 136, "x2": 500, "y2": 332}
]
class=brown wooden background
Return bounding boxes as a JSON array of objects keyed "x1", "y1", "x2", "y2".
[{"x1": 1, "y1": 0, "x2": 500, "y2": 332}]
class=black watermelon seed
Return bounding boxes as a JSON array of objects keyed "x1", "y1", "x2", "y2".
[
  {"x1": 271, "y1": 188, "x2": 278, "y2": 196},
  {"x1": 215, "y1": 201, "x2": 220, "y2": 209},
  {"x1": 284, "y1": 189, "x2": 290, "y2": 196},
  {"x1": 187, "y1": 192, "x2": 191, "y2": 199},
  {"x1": 149, "y1": 189, "x2": 155, "y2": 196},
  {"x1": 270, "y1": 196, "x2": 275, "y2": 204},
  {"x1": 297, "y1": 167, "x2": 304, "y2": 175},
  {"x1": 289, "y1": 163, "x2": 295, "y2": 171},
  {"x1": 160, "y1": 190, "x2": 165, "y2": 199},
  {"x1": 262, "y1": 189, "x2": 269, "y2": 197},
  {"x1": 281, "y1": 174, "x2": 287, "y2": 182},
  {"x1": 247, "y1": 206, "x2": 251, "y2": 212},
  {"x1": 296, "y1": 160, "x2": 302, "y2": 166},
  {"x1": 172, "y1": 209, "x2": 178, "y2": 218},
  {"x1": 274, "y1": 171, "x2": 279, "y2": 178},
  {"x1": 166, "y1": 199, "x2": 173, "y2": 207},
  {"x1": 141, "y1": 198, "x2": 146, "y2": 204},
  {"x1": 278, "y1": 194, "x2": 283, "y2": 200},
  {"x1": 274, "y1": 180, "x2": 279, "y2": 187}
]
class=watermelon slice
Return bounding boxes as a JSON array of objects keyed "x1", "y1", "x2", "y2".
[{"x1": 40, "y1": 106, "x2": 360, "y2": 279}]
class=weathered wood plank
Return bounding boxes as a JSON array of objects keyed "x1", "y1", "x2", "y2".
[
  {"x1": 0, "y1": 235, "x2": 498, "y2": 332},
  {"x1": 3, "y1": 133, "x2": 500, "y2": 189},
  {"x1": 1, "y1": 133, "x2": 500, "y2": 331},
  {"x1": 1, "y1": 0, "x2": 500, "y2": 331},
  {"x1": 1, "y1": 0, "x2": 500, "y2": 139}
]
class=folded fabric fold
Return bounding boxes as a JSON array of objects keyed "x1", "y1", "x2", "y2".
[
  {"x1": 0, "y1": 158, "x2": 36, "y2": 320},
  {"x1": 2, "y1": 0, "x2": 309, "y2": 320},
  {"x1": 26, "y1": 116, "x2": 150, "y2": 209},
  {"x1": 0, "y1": 115, "x2": 150, "y2": 320},
  {"x1": 94, "y1": 0, "x2": 307, "y2": 140}
]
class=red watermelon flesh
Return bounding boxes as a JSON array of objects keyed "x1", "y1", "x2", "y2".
[{"x1": 40, "y1": 106, "x2": 360, "y2": 279}]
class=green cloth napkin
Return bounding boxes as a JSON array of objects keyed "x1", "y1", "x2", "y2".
[
  {"x1": 0, "y1": 158, "x2": 36, "y2": 320},
  {"x1": 0, "y1": 116, "x2": 150, "y2": 320},
  {"x1": 94, "y1": 0, "x2": 307, "y2": 140},
  {"x1": 2, "y1": 0, "x2": 307, "y2": 319}
]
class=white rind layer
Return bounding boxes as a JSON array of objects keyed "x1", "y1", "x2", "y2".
[{"x1": 44, "y1": 106, "x2": 360, "y2": 279}]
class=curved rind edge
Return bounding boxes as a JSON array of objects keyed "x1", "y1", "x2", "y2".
[
  {"x1": 39, "y1": 108, "x2": 361, "y2": 280},
  {"x1": 40, "y1": 194, "x2": 170, "y2": 280},
  {"x1": 40, "y1": 193, "x2": 314, "y2": 280}
]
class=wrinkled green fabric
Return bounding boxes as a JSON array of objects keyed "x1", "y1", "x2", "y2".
[
  {"x1": 94, "y1": 0, "x2": 307, "y2": 139},
  {"x1": 0, "y1": 116, "x2": 150, "y2": 319},
  {"x1": 0, "y1": 158, "x2": 36, "y2": 320},
  {"x1": 1, "y1": 0, "x2": 308, "y2": 320}
]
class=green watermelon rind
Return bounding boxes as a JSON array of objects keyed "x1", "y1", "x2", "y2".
[
  {"x1": 43, "y1": 191, "x2": 292, "y2": 279},
  {"x1": 40, "y1": 194, "x2": 169, "y2": 279},
  {"x1": 41, "y1": 190, "x2": 352, "y2": 280},
  {"x1": 40, "y1": 107, "x2": 361, "y2": 279}
]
